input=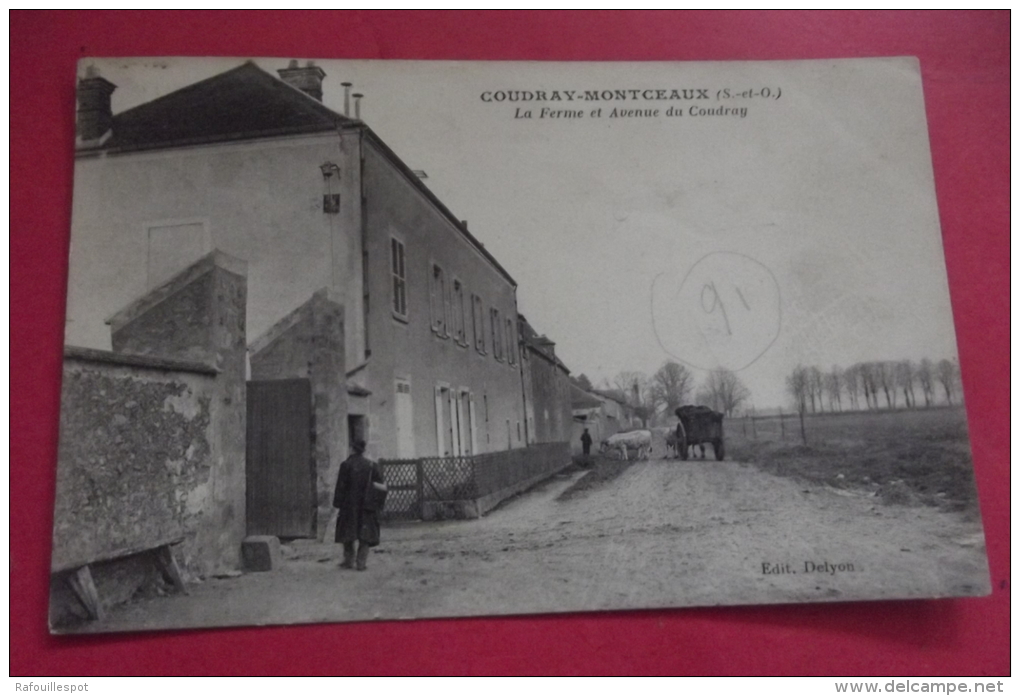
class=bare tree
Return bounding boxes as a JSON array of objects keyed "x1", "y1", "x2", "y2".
[
  {"x1": 613, "y1": 371, "x2": 646, "y2": 406},
  {"x1": 825, "y1": 365, "x2": 844, "y2": 411},
  {"x1": 866, "y1": 363, "x2": 883, "y2": 409},
  {"x1": 701, "y1": 369, "x2": 751, "y2": 417},
  {"x1": 820, "y1": 358, "x2": 947, "y2": 411},
  {"x1": 856, "y1": 363, "x2": 873, "y2": 406},
  {"x1": 895, "y1": 360, "x2": 916, "y2": 408},
  {"x1": 650, "y1": 361, "x2": 694, "y2": 415},
  {"x1": 611, "y1": 370, "x2": 656, "y2": 425},
  {"x1": 694, "y1": 385, "x2": 715, "y2": 409},
  {"x1": 843, "y1": 363, "x2": 862, "y2": 410},
  {"x1": 936, "y1": 359, "x2": 959, "y2": 404},
  {"x1": 787, "y1": 365, "x2": 810, "y2": 414},
  {"x1": 876, "y1": 361, "x2": 897, "y2": 408},
  {"x1": 806, "y1": 366, "x2": 824, "y2": 412},
  {"x1": 916, "y1": 358, "x2": 935, "y2": 407}
]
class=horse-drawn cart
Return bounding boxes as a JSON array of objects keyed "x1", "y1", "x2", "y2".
[{"x1": 674, "y1": 405, "x2": 726, "y2": 461}]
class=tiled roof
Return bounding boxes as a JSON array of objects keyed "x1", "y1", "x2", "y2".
[
  {"x1": 517, "y1": 314, "x2": 570, "y2": 373},
  {"x1": 571, "y1": 385, "x2": 602, "y2": 409},
  {"x1": 87, "y1": 62, "x2": 355, "y2": 154}
]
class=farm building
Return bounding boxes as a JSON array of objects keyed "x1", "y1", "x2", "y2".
[
  {"x1": 58, "y1": 59, "x2": 556, "y2": 573},
  {"x1": 68, "y1": 60, "x2": 527, "y2": 466},
  {"x1": 570, "y1": 387, "x2": 647, "y2": 453},
  {"x1": 518, "y1": 314, "x2": 574, "y2": 446}
]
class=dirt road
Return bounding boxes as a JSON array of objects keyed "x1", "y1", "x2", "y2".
[{"x1": 86, "y1": 457, "x2": 989, "y2": 631}]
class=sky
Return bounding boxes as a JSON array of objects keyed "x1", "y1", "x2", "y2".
[{"x1": 76, "y1": 57, "x2": 962, "y2": 409}]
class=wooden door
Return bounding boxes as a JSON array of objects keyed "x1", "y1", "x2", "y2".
[{"x1": 246, "y1": 379, "x2": 315, "y2": 538}]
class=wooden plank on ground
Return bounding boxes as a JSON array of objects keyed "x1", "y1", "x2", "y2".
[{"x1": 67, "y1": 565, "x2": 103, "y2": 621}]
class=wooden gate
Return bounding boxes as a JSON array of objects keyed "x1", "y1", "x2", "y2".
[{"x1": 246, "y1": 379, "x2": 315, "y2": 538}]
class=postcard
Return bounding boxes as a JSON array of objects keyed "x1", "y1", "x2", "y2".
[{"x1": 50, "y1": 56, "x2": 988, "y2": 632}]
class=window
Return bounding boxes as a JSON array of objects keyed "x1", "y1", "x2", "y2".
[
  {"x1": 429, "y1": 262, "x2": 448, "y2": 337},
  {"x1": 452, "y1": 280, "x2": 467, "y2": 346},
  {"x1": 391, "y1": 238, "x2": 407, "y2": 318},
  {"x1": 472, "y1": 294, "x2": 486, "y2": 354},
  {"x1": 490, "y1": 307, "x2": 503, "y2": 361}
]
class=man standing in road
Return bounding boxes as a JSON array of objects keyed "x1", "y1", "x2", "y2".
[
  {"x1": 333, "y1": 439, "x2": 386, "y2": 571},
  {"x1": 581, "y1": 428, "x2": 593, "y2": 458}
]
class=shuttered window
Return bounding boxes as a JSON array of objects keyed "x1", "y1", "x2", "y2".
[
  {"x1": 506, "y1": 317, "x2": 517, "y2": 365},
  {"x1": 430, "y1": 262, "x2": 448, "y2": 337},
  {"x1": 453, "y1": 279, "x2": 467, "y2": 346},
  {"x1": 490, "y1": 307, "x2": 503, "y2": 361},
  {"x1": 391, "y1": 237, "x2": 407, "y2": 317},
  {"x1": 472, "y1": 294, "x2": 486, "y2": 354}
]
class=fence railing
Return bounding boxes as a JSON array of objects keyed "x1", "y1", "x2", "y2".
[{"x1": 380, "y1": 442, "x2": 569, "y2": 521}]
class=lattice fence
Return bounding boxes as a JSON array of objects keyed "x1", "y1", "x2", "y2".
[
  {"x1": 419, "y1": 456, "x2": 475, "y2": 500},
  {"x1": 378, "y1": 461, "x2": 421, "y2": 521},
  {"x1": 380, "y1": 442, "x2": 569, "y2": 521}
]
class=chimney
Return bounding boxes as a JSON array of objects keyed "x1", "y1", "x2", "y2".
[
  {"x1": 341, "y1": 82, "x2": 352, "y2": 116},
  {"x1": 352, "y1": 93, "x2": 363, "y2": 120},
  {"x1": 277, "y1": 60, "x2": 326, "y2": 101},
  {"x1": 76, "y1": 66, "x2": 116, "y2": 143}
]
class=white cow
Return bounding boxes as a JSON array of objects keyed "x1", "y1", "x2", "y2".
[{"x1": 602, "y1": 429, "x2": 653, "y2": 461}]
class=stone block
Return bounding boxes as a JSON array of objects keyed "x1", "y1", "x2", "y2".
[{"x1": 241, "y1": 535, "x2": 281, "y2": 572}]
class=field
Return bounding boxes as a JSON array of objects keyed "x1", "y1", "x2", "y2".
[{"x1": 726, "y1": 406, "x2": 979, "y2": 512}]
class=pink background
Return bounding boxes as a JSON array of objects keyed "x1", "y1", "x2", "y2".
[{"x1": 11, "y1": 11, "x2": 1008, "y2": 676}]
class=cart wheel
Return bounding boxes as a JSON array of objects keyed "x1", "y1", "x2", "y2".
[{"x1": 714, "y1": 439, "x2": 725, "y2": 461}]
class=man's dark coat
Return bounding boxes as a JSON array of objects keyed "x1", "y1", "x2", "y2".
[{"x1": 332, "y1": 454, "x2": 385, "y2": 547}]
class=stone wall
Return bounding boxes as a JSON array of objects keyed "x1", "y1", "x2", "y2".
[
  {"x1": 53, "y1": 349, "x2": 218, "y2": 573},
  {"x1": 51, "y1": 252, "x2": 248, "y2": 626},
  {"x1": 55, "y1": 251, "x2": 248, "y2": 576},
  {"x1": 108, "y1": 251, "x2": 248, "y2": 573}
]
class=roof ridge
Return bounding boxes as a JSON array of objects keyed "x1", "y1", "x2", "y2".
[
  {"x1": 90, "y1": 60, "x2": 357, "y2": 154},
  {"x1": 112, "y1": 61, "x2": 262, "y2": 119}
]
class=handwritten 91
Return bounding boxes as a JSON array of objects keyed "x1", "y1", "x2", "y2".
[{"x1": 651, "y1": 252, "x2": 781, "y2": 371}]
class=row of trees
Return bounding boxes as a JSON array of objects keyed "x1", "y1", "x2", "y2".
[
  {"x1": 573, "y1": 361, "x2": 752, "y2": 423},
  {"x1": 786, "y1": 358, "x2": 961, "y2": 413}
]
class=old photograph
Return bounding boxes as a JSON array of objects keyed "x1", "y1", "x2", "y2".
[{"x1": 50, "y1": 56, "x2": 989, "y2": 632}]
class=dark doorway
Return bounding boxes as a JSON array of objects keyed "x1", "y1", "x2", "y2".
[{"x1": 246, "y1": 379, "x2": 315, "y2": 538}]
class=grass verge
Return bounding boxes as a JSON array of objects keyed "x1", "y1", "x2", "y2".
[
  {"x1": 728, "y1": 408, "x2": 979, "y2": 513},
  {"x1": 557, "y1": 454, "x2": 635, "y2": 500}
]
